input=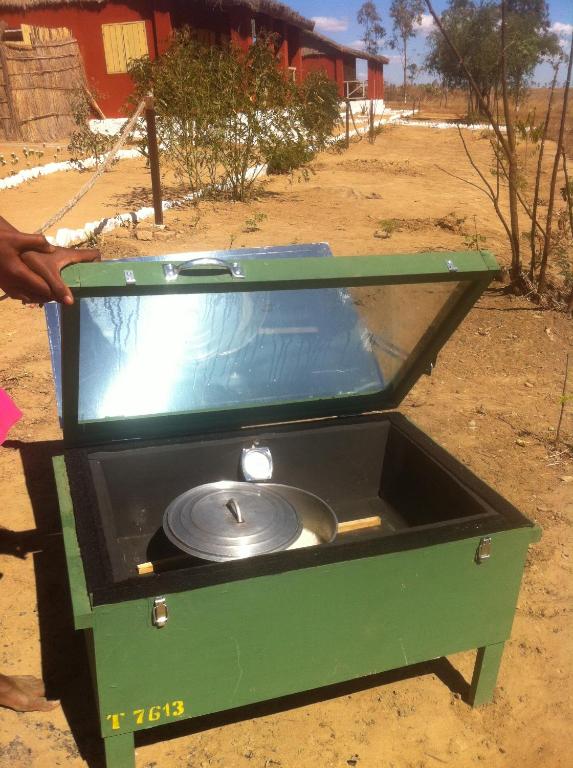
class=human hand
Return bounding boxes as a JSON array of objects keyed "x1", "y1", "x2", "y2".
[
  {"x1": 20, "y1": 246, "x2": 101, "y2": 305},
  {"x1": 0, "y1": 230, "x2": 56, "y2": 303},
  {"x1": 0, "y1": 228, "x2": 100, "y2": 304}
]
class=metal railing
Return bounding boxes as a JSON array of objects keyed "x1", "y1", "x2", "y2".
[{"x1": 345, "y1": 80, "x2": 368, "y2": 100}]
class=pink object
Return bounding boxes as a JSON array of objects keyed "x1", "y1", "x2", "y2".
[{"x1": 0, "y1": 387, "x2": 22, "y2": 444}]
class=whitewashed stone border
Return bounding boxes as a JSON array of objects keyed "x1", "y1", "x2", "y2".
[
  {"x1": 0, "y1": 149, "x2": 141, "y2": 192},
  {"x1": 48, "y1": 164, "x2": 267, "y2": 247}
]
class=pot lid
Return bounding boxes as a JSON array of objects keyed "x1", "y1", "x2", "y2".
[{"x1": 163, "y1": 481, "x2": 302, "y2": 562}]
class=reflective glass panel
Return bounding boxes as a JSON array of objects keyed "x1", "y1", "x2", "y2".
[{"x1": 76, "y1": 281, "x2": 465, "y2": 422}]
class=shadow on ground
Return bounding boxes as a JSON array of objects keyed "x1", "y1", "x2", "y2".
[
  {"x1": 2, "y1": 439, "x2": 104, "y2": 766},
  {"x1": 3, "y1": 438, "x2": 473, "y2": 768}
]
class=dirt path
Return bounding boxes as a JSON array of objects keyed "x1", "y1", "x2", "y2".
[{"x1": 0, "y1": 125, "x2": 571, "y2": 768}]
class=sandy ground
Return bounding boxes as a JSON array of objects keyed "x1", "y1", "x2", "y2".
[{"x1": 0, "y1": 125, "x2": 572, "y2": 768}]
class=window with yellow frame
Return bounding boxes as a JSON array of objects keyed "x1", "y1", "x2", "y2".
[{"x1": 102, "y1": 21, "x2": 149, "y2": 75}]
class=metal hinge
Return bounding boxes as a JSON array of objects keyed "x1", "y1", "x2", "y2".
[
  {"x1": 124, "y1": 269, "x2": 136, "y2": 286},
  {"x1": 446, "y1": 259, "x2": 458, "y2": 273},
  {"x1": 476, "y1": 537, "x2": 492, "y2": 564},
  {"x1": 152, "y1": 597, "x2": 169, "y2": 628},
  {"x1": 163, "y1": 263, "x2": 177, "y2": 282}
]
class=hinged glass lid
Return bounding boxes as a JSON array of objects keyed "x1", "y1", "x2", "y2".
[{"x1": 47, "y1": 244, "x2": 499, "y2": 444}]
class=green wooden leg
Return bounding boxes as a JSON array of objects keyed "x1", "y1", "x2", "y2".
[
  {"x1": 469, "y1": 642, "x2": 505, "y2": 707},
  {"x1": 103, "y1": 731, "x2": 135, "y2": 768}
]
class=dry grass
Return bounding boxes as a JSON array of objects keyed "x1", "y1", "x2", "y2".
[{"x1": 385, "y1": 86, "x2": 573, "y2": 155}]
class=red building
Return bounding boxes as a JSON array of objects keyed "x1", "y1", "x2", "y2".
[
  {"x1": 0, "y1": 0, "x2": 387, "y2": 116},
  {"x1": 301, "y1": 30, "x2": 386, "y2": 101}
]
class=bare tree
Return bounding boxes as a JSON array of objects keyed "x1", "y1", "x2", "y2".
[
  {"x1": 357, "y1": 2, "x2": 386, "y2": 56},
  {"x1": 425, "y1": 0, "x2": 522, "y2": 278},
  {"x1": 389, "y1": 0, "x2": 425, "y2": 103},
  {"x1": 426, "y1": 0, "x2": 572, "y2": 303}
]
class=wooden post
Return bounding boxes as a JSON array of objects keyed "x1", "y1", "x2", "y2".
[
  {"x1": 152, "y1": 6, "x2": 173, "y2": 57},
  {"x1": 469, "y1": 643, "x2": 505, "y2": 707},
  {"x1": 230, "y1": 7, "x2": 252, "y2": 51},
  {"x1": 556, "y1": 352, "x2": 570, "y2": 444},
  {"x1": 289, "y1": 27, "x2": 303, "y2": 83},
  {"x1": 345, "y1": 99, "x2": 350, "y2": 148},
  {"x1": 335, "y1": 56, "x2": 345, "y2": 99},
  {"x1": 278, "y1": 21, "x2": 289, "y2": 73},
  {"x1": 369, "y1": 99, "x2": 374, "y2": 144},
  {"x1": 83, "y1": 84, "x2": 105, "y2": 119},
  {"x1": 145, "y1": 93, "x2": 163, "y2": 226}
]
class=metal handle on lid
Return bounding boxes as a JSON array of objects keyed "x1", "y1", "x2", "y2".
[
  {"x1": 164, "y1": 257, "x2": 245, "y2": 281},
  {"x1": 226, "y1": 498, "x2": 244, "y2": 524}
]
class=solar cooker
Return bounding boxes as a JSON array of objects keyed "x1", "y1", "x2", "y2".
[{"x1": 45, "y1": 244, "x2": 540, "y2": 768}]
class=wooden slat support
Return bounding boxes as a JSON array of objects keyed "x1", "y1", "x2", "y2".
[
  {"x1": 337, "y1": 515, "x2": 382, "y2": 534},
  {"x1": 137, "y1": 555, "x2": 189, "y2": 576},
  {"x1": 136, "y1": 516, "x2": 383, "y2": 576},
  {"x1": 83, "y1": 84, "x2": 105, "y2": 119}
]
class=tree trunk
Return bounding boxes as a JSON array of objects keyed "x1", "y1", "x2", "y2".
[
  {"x1": 538, "y1": 34, "x2": 573, "y2": 294},
  {"x1": 562, "y1": 148, "x2": 573, "y2": 313},
  {"x1": 529, "y1": 64, "x2": 559, "y2": 279},
  {"x1": 403, "y1": 37, "x2": 408, "y2": 104},
  {"x1": 500, "y1": 0, "x2": 521, "y2": 278}
]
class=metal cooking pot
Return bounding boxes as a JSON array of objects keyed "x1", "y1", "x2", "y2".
[
  {"x1": 163, "y1": 481, "x2": 303, "y2": 562},
  {"x1": 163, "y1": 481, "x2": 338, "y2": 562},
  {"x1": 262, "y1": 484, "x2": 338, "y2": 548}
]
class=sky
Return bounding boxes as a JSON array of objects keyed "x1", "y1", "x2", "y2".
[{"x1": 290, "y1": 0, "x2": 573, "y2": 86}]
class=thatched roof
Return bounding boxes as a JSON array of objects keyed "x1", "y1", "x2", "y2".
[
  {"x1": 0, "y1": 0, "x2": 315, "y2": 30},
  {"x1": 0, "y1": 0, "x2": 99, "y2": 7},
  {"x1": 207, "y1": 1, "x2": 314, "y2": 30},
  {"x1": 0, "y1": 0, "x2": 104, "y2": 6},
  {"x1": 304, "y1": 30, "x2": 389, "y2": 65}
]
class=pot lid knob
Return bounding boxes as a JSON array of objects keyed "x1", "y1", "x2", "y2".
[{"x1": 226, "y1": 498, "x2": 244, "y2": 524}]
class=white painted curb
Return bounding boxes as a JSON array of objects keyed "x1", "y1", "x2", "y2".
[
  {"x1": 48, "y1": 164, "x2": 267, "y2": 248},
  {"x1": 0, "y1": 149, "x2": 141, "y2": 191}
]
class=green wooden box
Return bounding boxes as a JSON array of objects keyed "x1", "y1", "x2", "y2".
[{"x1": 46, "y1": 245, "x2": 539, "y2": 768}]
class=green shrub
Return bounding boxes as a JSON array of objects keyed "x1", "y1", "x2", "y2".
[
  {"x1": 129, "y1": 31, "x2": 341, "y2": 200},
  {"x1": 67, "y1": 89, "x2": 114, "y2": 168},
  {"x1": 266, "y1": 143, "x2": 314, "y2": 174}
]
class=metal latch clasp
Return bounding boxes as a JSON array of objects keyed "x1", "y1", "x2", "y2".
[
  {"x1": 152, "y1": 597, "x2": 168, "y2": 628},
  {"x1": 476, "y1": 537, "x2": 492, "y2": 564}
]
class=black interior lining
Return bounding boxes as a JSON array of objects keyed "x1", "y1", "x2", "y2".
[{"x1": 63, "y1": 413, "x2": 533, "y2": 606}]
